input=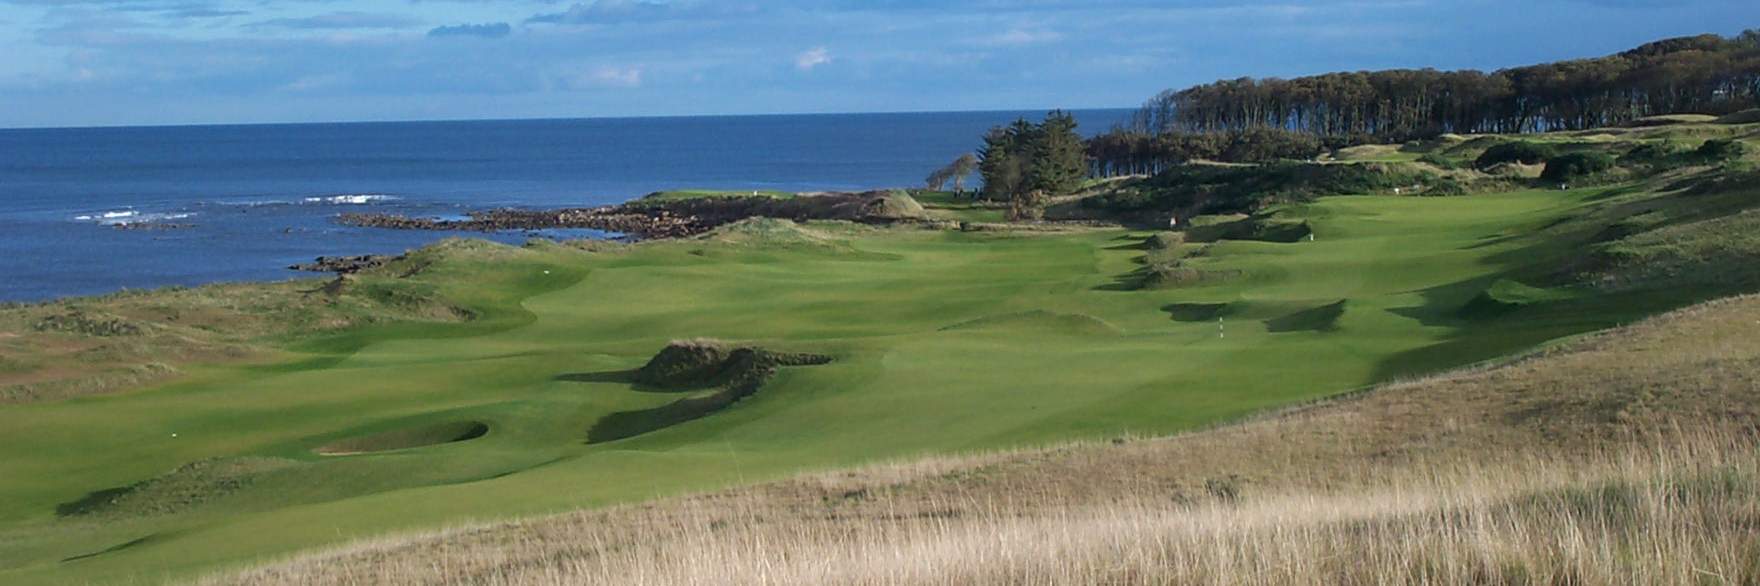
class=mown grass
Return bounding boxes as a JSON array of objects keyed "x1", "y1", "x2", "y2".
[
  {"x1": 2, "y1": 131, "x2": 1757, "y2": 584},
  {"x1": 209, "y1": 293, "x2": 1760, "y2": 585},
  {"x1": 910, "y1": 190, "x2": 1008, "y2": 223}
]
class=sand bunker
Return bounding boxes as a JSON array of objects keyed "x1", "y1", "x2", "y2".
[{"x1": 315, "y1": 421, "x2": 490, "y2": 456}]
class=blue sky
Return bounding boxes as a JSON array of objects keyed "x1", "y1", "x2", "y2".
[{"x1": 0, "y1": 0, "x2": 1754, "y2": 128}]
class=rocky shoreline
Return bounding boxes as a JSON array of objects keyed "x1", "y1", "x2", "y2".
[
  {"x1": 289, "y1": 255, "x2": 398, "y2": 274},
  {"x1": 336, "y1": 190, "x2": 927, "y2": 241},
  {"x1": 339, "y1": 207, "x2": 702, "y2": 239}
]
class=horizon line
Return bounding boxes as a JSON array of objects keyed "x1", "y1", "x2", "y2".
[{"x1": 0, "y1": 105, "x2": 1139, "y2": 133}]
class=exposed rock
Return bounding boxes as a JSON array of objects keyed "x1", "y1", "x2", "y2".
[
  {"x1": 289, "y1": 255, "x2": 399, "y2": 274},
  {"x1": 112, "y1": 222, "x2": 194, "y2": 231},
  {"x1": 337, "y1": 191, "x2": 931, "y2": 240}
]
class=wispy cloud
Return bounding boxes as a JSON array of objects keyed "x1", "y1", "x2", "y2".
[
  {"x1": 250, "y1": 11, "x2": 419, "y2": 31},
  {"x1": 571, "y1": 65, "x2": 644, "y2": 88},
  {"x1": 976, "y1": 27, "x2": 1062, "y2": 47},
  {"x1": 527, "y1": 0, "x2": 759, "y2": 25},
  {"x1": 428, "y1": 22, "x2": 511, "y2": 39},
  {"x1": 794, "y1": 46, "x2": 831, "y2": 71}
]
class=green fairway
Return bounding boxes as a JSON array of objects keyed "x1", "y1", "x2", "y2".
[{"x1": 0, "y1": 186, "x2": 1731, "y2": 584}]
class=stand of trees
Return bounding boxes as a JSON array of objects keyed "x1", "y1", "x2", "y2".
[
  {"x1": 977, "y1": 111, "x2": 1086, "y2": 217},
  {"x1": 1087, "y1": 128, "x2": 1324, "y2": 176},
  {"x1": 1086, "y1": 32, "x2": 1760, "y2": 176}
]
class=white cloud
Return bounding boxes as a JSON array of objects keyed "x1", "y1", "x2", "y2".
[
  {"x1": 249, "y1": 11, "x2": 420, "y2": 31},
  {"x1": 280, "y1": 72, "x2": 346, "y2": 92},
  {"x1": 575, "y1": 65, "x2": 642, "y2": 88},
  {"x1": 794, "y1": 46, "x2": 830, "y2": 71},
  {"x1": 978, "y1": 28, "x2": 1062, "y2": 47}
]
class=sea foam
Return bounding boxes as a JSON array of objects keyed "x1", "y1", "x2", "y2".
[{"x1": 302, "y1": 194, "x2": 399, "y2": 205}]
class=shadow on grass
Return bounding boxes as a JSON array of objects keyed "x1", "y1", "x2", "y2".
[
  {"x1": 1369, "y1": 286, "x2": 1731, "y2": 383},
  {"x1": 1264, "y1": 300, "x2": 1347, "y2": 333},
  {"x1": 61, "y1": 535, "x2": 155, "y2": 563},
  {"x1": 586, "y1": 351, "x2": 831, "y2": 444},
  {"x1": 553, "y1": 370, "x2": 638, "y2": 385},
  {"x1": 55, "y1": 487, "x2": 134, "y2": 518},
  {"x1": 1164, "y1": 302, "x2": 1233, "y2": 322}
]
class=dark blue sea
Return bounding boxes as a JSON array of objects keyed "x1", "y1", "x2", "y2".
[{"x1": 0, "y1": 110, "x2": 1130, "y2": 301}]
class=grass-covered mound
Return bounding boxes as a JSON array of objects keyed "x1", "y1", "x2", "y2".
[
  {"x1": 939, "y1": 310, "x2": 1122, "y2": 336},
  {"x1": 314, "y1": 421, "x2": 491, "y2": 456},
  {"x1": 0, "y1": 238, "x2": 563, "y2": 404},
  {"x1": 56, "y1": 457, "x2": 304, "y2": 519},
  {"x1": 633, "y1": 338, "x2": 737, "y2": 388},
  {"x1": 1621, "y1": 113, "x2": 1720, "y2": 127},
  {"x1": 695, "y1": 218, "x2": 868, "y2": 254},
  {"x1": 1475, "y1": 141, "x2": 1556, "y2": 169},
  {"x1": 1546, "y1": 171, "x2": 1760, "y2": 293},
  {"x1": 1072, "y1": 120, "x2": 1755, "y2": 230},
  {"x1": 591, "y1": 342, "x2": 831, "y2": 443},
  {"x1": 1458, "y1": 279, "x2": 1579, "y2": 319},
  {"x1": 1162, "y1": 302, "x2": 1233, "y2": 322},
  {"x1": 1138, "y1": 263, "x2": 1239, "y2": 290},
  {"x1": 1184, "y1": 214, "x2": 1312, "y2": 244},
  {"x1": 1716, "y1": 109, "x2": 1760, "y2": 125},
  {"x1": 1263, "y1": 300, "x2": 1347, "y2": 333},
  {"x1": 1143, "y1": 231, "x2": 1185, "y2": 250},
  {"x1": 627, "y1": 190, "x2": 927, "y2": 225},
  {"x1": 1079, "y1": 161, "x2": 1456, "y2": 218},
  {"x1": 640, "y1": 189, "x2": 795, "y2": 201}
]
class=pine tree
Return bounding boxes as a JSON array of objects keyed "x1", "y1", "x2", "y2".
[
  {"x1": 978, "y1": 122, "x2": 1029, "y2": 201},
  {"x1": 1028, "y1": 110, "x2": 1085, "y2": 195}
]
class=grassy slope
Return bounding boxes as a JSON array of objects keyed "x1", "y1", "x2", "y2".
[
  {"x1": 910, "y1": 191, "x2": 1008, "y2": 223},
  {"x1": 2, "y1": 125, "x2": 1756, "y2": 584},
  {"x1": 0, "y1": 183, "x2": 1722, "y2": 585},
  {"x1": 210, "y1": 292, "x2": 1760, "y2": 585}
]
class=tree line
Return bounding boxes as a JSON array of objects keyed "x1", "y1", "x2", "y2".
[{"x1": 1085, "y1": 31, "x2": 1760, "y2": 175}]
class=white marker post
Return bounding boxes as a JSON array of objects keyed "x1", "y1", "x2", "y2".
[{"x1": 1218, "y1": 317, "x2": 1225, "y2": 339}]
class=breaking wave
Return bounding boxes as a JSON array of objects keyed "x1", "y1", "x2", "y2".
[
  {"x1": 73, "y1": 210, "x2": 195, "y2": 225},
  {"x1": 301, "y1": 194, "x2": 400, "y2": 205}
]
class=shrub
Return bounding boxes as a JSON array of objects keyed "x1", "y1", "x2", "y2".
[
  {"x1": 1695, "y1": 139, "x2": 1749, "y2": 162},
  {"x1": 1084, "y1": 162, "x2": 1445, "y2": 215},
  {"x1": 1145, "y1": 232, "x2": 1185, "y2": 250},
  {"x1": 1619, "y1": 142, "x2": 1686, "y2": 167},
  {"x1": 1417, "y1": 153, "x2": 1462, "y2": 170},
  {"x1": 1219, "y1": 128, "x2": 1325, "y2": 163},
  {"x1": 1475, "y1": 141, "x2": 1555, "y2": 169},
  {"x1": 1541, "y1": 152, "x2": 1616, "y2": 182},
  {"x1": 1085, "y1": 186, "x2": 1156, "y2": 211},
  {"x1": 1715, "y1": 108, "x2": 1760, "y2": 124},
  {"x1": 1426, "y1": 176, "x2": 1470, "y2": 195}
]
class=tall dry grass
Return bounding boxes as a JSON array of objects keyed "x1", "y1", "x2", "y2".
[
  {"x1": 210, "y1": 295, "x2": 1760, "y2": 586},
  {"x1": 213, "y1": 432, "x2": 1759, "y2": 586}
]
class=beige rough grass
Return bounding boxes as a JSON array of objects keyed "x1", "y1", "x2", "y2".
[{"x1": 209, "y1": 295, "x2": 1760, "y2": 586}]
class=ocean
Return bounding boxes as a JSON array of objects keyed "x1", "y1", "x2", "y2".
[{"x1": 0, "y1": 109, "x2": 1132, "y2": 301}]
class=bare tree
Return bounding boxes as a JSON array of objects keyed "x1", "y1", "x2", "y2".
[
  {"x1": 949, "y1": 153, "x2": 979, "y2": 195},
  {"x1": 924, "y1": 167, "x2": 953, "y2": 191}
]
